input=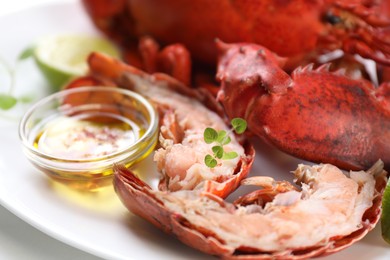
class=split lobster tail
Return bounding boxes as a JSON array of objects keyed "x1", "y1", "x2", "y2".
[{"x1": 113, "y1": 159, "x2": 387, "y2": 259}]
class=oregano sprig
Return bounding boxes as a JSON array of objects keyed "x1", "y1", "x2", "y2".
[{"x1": 204, "y1": 118, "x2": 247, "y2": 168}]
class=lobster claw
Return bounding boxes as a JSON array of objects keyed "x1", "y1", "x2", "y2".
[
  {"x1": 215, "y1": 39, "x2": 288, "y2": 70},
  {"x1": 215, "y1": 40, "x2": 292, "y2": 95}
]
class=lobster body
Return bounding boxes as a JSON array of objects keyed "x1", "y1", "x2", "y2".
[
  {"x1": 82, "y1": 0, "x2": 390, "y2": 66},
  {"x1": 127, "y1": 0, "x2": 323, "y2": 63},
  {"x1": 217, "y1": 42, "x2": 390, "y2": 170}
]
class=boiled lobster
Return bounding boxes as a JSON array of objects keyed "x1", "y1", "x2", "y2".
[
  {"x1": 82, "y1": 0, "x2": 390, "y2": 68},
  {"x1": 73, "y1": 1, "x2": 390, "y2": 257}
]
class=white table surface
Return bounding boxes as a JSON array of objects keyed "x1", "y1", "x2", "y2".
[{"x1": 0, "y1": 1, "x2": 101, "y2": 259}]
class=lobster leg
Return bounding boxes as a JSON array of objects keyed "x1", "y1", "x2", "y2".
[
  {"x1": 139, "y1": 36, "x2": 192, "y2": 86},
  {"x1": 328, "y1": 3, "x2": 390, "y2": 65}
]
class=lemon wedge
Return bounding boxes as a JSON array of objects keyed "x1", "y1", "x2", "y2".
[{"x1": 34, "y1": 34, "x2": 120, "y2": 91}]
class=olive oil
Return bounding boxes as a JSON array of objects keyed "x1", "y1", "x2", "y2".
[
  {"x1": 33, "y1": 114, "x2": 141, "y2": 160},
  {"x1": 29, "y1": 112, "x2": 155, "y2": 191}
]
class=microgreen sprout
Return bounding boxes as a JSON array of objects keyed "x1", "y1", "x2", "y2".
[
  {"x1": 203, "y1": 118, "x2": 247, "y2": 168},
  {"x1": 0, "y1": 46, "x2": 34, "y2": 111}
]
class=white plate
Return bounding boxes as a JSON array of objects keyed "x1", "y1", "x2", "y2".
[{"x1": 0, "y1": 1, "x2": 388, "y2": 260}]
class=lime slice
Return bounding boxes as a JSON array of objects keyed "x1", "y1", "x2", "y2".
[
  {"x1": 34, "y1": 34, "x2": 120, "y2": 91},
  {"x1": 382, "y1": 179, "x2": 390, "y2": 244}
]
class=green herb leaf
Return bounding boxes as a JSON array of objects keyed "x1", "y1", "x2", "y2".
[
  {"x1": 18, "y1": 46, "x2": 35, "y2": 60},
  {"x1": 222, "y1": 151, "x2": 238, "y2": 160},
  {"x1": 204, "y1": 127, "x2": 218, "y2": 144},
  {"x1": 205, "y1": 154, "x2": 217, "y2": 168},
  {"x1": 212, "y1": 146, "x2": 223, "y2": 159},
  {"x1": 217, "y1": 130, "x2": 231, "y2": 145},
  {"x1": 222, "y1": 136, "x2": 231, "y2": 145},
  {"x1": 0, "y1": 94, "x2": 17, "y2": 110},
  {"x1": 216, "y1": 130, "x2": 226, "y2": 143},
  {"x1": 231, "y1": 118, "x2": 247, "y2": 134},
  {"x1": 204, "y1": 118, "x2": 247, "y2": 168}
]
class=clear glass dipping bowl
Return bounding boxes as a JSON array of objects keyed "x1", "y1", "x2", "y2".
[{"x1": 19, "y1": 86, "x2": 158, "y2": 191}]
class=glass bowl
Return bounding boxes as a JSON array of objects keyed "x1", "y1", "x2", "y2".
[{"x1": 19, "y1": 86, "x2": 158, "y2": 191}]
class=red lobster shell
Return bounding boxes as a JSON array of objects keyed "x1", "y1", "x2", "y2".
[
  {"x1": 82, "y1": 0, "x2": 390, "y2": 67},
  {"x1": 216, "y1": 41, "x2": 390, "y2": 171}
]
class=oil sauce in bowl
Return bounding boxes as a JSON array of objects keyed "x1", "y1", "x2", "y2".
[
  {"x1": 19, "y1": 87, "x2": 158, "y2": 191},
  {"x1": 34, "y1": 114, "x2": 142, "y2": 160}
]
